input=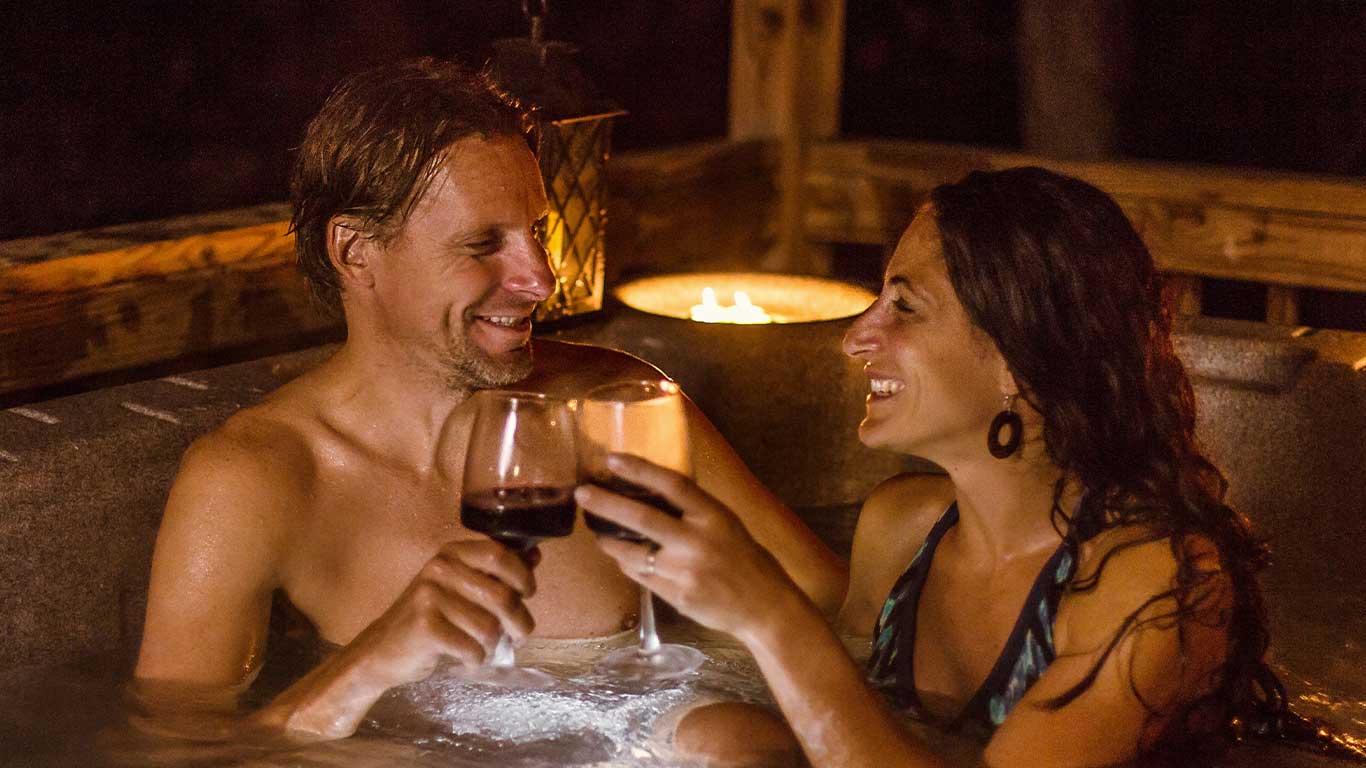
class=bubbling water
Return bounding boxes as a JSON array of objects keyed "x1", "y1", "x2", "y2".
[
  {"x1": 3, "y1": 627, "x2": 875, "y2": 768},
  {"x1": 361, "y1": 626, "x2": 780, "y2": 766}
]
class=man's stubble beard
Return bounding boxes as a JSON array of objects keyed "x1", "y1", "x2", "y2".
[{"x1": 440, "y1": 331, "x2": 535, "y2": 393}]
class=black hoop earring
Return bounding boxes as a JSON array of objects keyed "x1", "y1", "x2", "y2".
[{"x1": 987, "y1": 394, "x2": 1023, "y2": 459}]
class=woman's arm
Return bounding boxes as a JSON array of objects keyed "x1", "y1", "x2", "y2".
[
  {"x1": 576, "y1": 453, "x2": 955, "y2": 768},
  {"x1": 746, "y1": 586, "x2": 955, "y2": 767}
]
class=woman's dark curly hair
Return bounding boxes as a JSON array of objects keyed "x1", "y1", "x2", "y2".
[{"x1": 929, "y1": 167, "x2": 1283, "y2": 761}]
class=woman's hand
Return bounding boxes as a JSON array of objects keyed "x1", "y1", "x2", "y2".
[{"x1": 574, "y1": 453, "x2": 807, "y2": 645}]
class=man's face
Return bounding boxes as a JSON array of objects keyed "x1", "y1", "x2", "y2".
[{"x1": 367, "y1": 135, "x2": 554, "y2": 391}]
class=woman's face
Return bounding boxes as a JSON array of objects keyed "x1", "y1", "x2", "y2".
[{"x1": 842, "y1": 211, "x2": 1012, "y2": 463}]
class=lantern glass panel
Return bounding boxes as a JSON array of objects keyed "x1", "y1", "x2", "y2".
[{"x1": 536, "y1": 115, "x2": 616, "y2": 321}]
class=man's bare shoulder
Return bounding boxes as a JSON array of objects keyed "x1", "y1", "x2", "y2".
[
  {"x1": 522, "y1": 338, "x2": 664, "y2": 397},
  {"x1": 173, "y1": 376, "x2": 327, "y2": 513}
]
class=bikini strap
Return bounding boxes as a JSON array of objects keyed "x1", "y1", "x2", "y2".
[{"x1": 866, "y1": 502, "x2": 960, "y2": 711}]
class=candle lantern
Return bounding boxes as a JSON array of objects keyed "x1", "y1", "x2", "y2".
[{"x1": 491, "y1": 1, "x2": 625, "y2": 321}]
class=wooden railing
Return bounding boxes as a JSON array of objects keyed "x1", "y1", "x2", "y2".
[
  {"x1": 0, "y1": 204, "x2": 333, "y2": 402},
  {"x1": 805, "y1": 139, "x2": 1366, "y2": 324},
  {"x1": 0, "y1": 142, "x2": 776, "y2": 402},
  {"x1": 3, "y1": 138, "x2": 1364, "y2": 401}
]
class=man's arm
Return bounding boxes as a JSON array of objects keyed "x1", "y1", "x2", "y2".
[
  {"x1": 132, "y1": 427, "x2": 536, "y2": 741},
  {"x1": 135, "y1": 432, "x2": 287, "y2": 695}
]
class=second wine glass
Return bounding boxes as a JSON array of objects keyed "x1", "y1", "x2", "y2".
[
  {"x1": 460, "y1": 390, "x2": 577, "y2": 688},
  {"x1": 577, "y1": 379, "x2": 705, "y2": 683}
]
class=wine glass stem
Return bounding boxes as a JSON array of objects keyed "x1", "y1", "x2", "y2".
[
  {"x1": 491, "y1": 632, "x2": 516, "y2": 668},
  {"x1": 638, "y1": 587, "x2": 661, "y2": 654}
]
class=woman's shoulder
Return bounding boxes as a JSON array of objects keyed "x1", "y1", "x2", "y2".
[
  {"x1": 837, "y1": 472, "x2": 955, "y2": 635},
  {"x1": 859, "y1": 472, "x2": 955, "y2": 536},
  {"x1": 1058, "y1": 524, "x2": 1232, "y2": 654}
]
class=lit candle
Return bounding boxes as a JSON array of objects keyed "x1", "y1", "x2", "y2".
[{"x1": 690, "y1": 287, "x2": 773, "y2": 324}]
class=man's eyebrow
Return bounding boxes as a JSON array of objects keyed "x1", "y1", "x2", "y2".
[{"x1": 444, "y1": 228, "x2": 500, "y2": 248}]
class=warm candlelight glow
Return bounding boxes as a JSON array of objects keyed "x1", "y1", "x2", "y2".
[
  {"x1": 615, "y1": 272, "x2": 875, "y2": 324},
  {"x1": 690, "y1": 287, "x2": 774, "y2": 324}
]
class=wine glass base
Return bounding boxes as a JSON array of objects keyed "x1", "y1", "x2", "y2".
[
  {"x1": 593, "y1": 644, "x2": 705, "y2": 683},
  {"x1": 463, "y1": 664, "x2": 560, "y2": 690}
]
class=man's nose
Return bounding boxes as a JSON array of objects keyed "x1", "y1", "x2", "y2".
[{"x1": 501, "y1": 234, "x2": 555, "y2": 302}]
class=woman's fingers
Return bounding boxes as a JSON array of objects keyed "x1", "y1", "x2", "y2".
[
  {"x1": 573, "y1": 483, "x2": 689, "y2": 547},
  {"x1": 597, "y1": 536, "x2": 655, "y2": 576},
  {"x1": 596, "y1": 536, "x2": 685, "y2": 597},
  {"x1": 608, "y1": 454, "x2": 711, "y2": 506}
]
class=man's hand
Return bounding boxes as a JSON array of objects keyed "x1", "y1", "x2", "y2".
[
  {"x1": 259, "y1": 538, "x2": 539, "y2": 739},
  {"x1": 345, "y1": 539, "x2": 539, "y2": 687}
]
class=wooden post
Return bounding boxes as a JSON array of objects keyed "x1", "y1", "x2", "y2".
[
  {"x1": 1265, "y1": 285, "x2": 1302, "y2": 326},
  {"x1": 730, "y1": 0, "x2": 845, "y2": 273},
  {"x1": 1017, "y1": 0, "x2": 1131, "y2": 160},
  {"x1": 1164, "y1": 273, "x2": 1204, "y2": 318}
]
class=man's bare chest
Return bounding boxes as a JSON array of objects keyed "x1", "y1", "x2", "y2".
[{"x1": 279, "y1": 472, "x2": 638, "y2": 644}]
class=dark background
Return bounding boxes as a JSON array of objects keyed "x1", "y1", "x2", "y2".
[{"x1": 4, "y1": 1, "x2": 1365, "y2": 325}]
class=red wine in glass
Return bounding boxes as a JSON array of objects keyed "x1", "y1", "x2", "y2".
[
  {"x1": 461, "y1": 485, "x2": 576, "y2": 553},
  {"x1": 461, "y1": 390, "x2": 577, "y2": 688},
  {"x1": 576, "y1": 379, "x2": 705, "y2": 682},
  {"x1": 582, "y1": 475, "x2": 683, "y2": 543}
]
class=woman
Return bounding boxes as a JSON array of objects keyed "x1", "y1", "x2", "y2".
[{"x1": 576, "y1": 167, "x2": 1280, "y2": 766}]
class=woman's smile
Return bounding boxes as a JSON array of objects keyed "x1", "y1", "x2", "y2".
[{"x1": 867, "y1": 373, "x2": 906, "y2": 399}]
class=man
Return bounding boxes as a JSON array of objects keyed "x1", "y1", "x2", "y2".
[{"x1": 132, "y1": 58, "x2": 843, "y2": 745}]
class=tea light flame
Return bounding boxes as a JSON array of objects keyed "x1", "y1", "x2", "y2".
[{"x1": 690, "y1": 287, "x2": 773, "y2": 324}]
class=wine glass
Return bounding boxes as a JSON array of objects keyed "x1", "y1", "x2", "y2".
[
  {"x1": 577, "y1": 379, "x2": 706, "y2": 682},
  {"x1": 461, "y1": 390, "x2": 578, "y2": 688}
]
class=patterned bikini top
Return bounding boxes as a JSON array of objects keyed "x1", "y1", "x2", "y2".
[{"x1": 866, "y1": 502, "x2": 1078, "y2": 737}]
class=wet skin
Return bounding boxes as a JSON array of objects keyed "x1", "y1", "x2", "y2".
[
  {"x1": 132, "y1": 135, "x2": 844, "y2": 745},
  {"x1": 577, "y1": 210, "x2": 1235, "y2": 768}
]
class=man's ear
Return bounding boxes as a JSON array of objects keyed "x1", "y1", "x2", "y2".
[{"x1": 326, "y1": 215, "x2": 378, "y2": 289}]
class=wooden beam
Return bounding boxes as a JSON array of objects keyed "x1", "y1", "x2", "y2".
[
  {"x1": 1017, "y1": 0, "x2": 1131, "y2": 160},
  {"x1": 605, "y1": 140, "x2": 778, "y2": 282},
  {"x1": 729, "y1": 0, "x2": 845, "y2": 274},
  {"x1": 1164, "y1": 274, "x2": 1204, "y2": 318},
  {"x1": 728, "y1": 0, "x2": 844, "y2": 141},
  {"x1": 0, "y1": 142, "x2": 779, "y2": 399},
  {"x1": 0, "y1": 221, "x2": 337, "y2": 397},
  {"x1": 0, "y1": 203, "x2": 291, "y2": 270},
  {"x1": 805, "y1": 139, "x2": 1366, "y2": 293}
]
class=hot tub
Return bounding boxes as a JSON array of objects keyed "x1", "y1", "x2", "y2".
[{"x1": 1, "y1": 315, "x2": 1363, "y2": 766}]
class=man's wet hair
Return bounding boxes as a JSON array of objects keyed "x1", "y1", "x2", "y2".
[{"x1": 289, "y1": 57, "x2": 530, "y2": 316}]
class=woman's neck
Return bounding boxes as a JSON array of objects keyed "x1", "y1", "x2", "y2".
[{"x1": 941, "y1": 451, "x2": 1073, "y2": 563}]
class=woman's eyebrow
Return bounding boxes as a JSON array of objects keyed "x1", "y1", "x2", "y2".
[{"x1": 888, "y1": 275, "x2": 933, "y2": 305}]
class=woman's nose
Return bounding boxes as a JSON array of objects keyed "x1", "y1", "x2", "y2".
[{"x1": 842, "y1": 306, "x2": 881, "y2": 359}]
